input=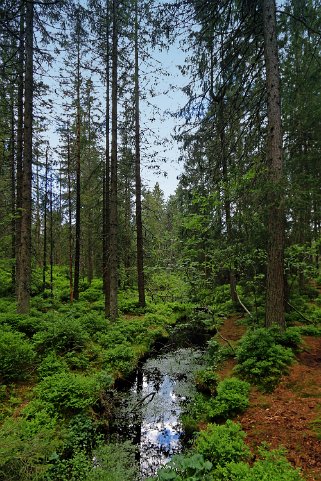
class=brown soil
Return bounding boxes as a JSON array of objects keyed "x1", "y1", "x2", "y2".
[{"x1": 216, "y1": 317, "x2": 321, "y2": 481}]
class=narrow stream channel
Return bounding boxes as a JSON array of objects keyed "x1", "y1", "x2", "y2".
[{"x1": 111, "y1": 345, "x2": 206, "y2": 478}]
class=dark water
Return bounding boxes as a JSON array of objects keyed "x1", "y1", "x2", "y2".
[{"x1": 112, "y1": 347, "x2": 205, "y2": 478}]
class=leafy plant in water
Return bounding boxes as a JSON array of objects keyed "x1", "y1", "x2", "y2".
[{"x1": 153, "y1": 453, "x2": 212, "y2": 481}]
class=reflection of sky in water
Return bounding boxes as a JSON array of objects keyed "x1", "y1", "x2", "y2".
[{"x1": 116, "y1": 348, "x2": 205, "y2": 478}]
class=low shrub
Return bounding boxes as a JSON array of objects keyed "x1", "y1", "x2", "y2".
[
  {"x1": 0, "y1": 409, "x2": 62, "y2": 481},
  {"x1": 33, "y1": 317, "x2": 89, "y2": 354},
  {"x1": 0, "y1": 330, "x2": 35, "y2": 382},
  {"x1": 103, "y1": 345, "x2": 138, "y2": 377},
  {"x1": 234, "y1": 328, "x2": 295, "y2": 391},
  {"x1": 36, "y1": 372, "x2": 104, "y2": 414},
  {"x1": 195, "y1": 369, "x2": 219, "y2": 395},
  {"x1": 209, "y1": 377, "x2": 250, "y2": 420},
  {"x1": 38, "y1": 352, "x2": 69, "y2": 379},
  {"x1": 152, "y1": 423, "x2": 302, "y2": 481},
  {"x1": 195, "y1": 421, "x2": 250, "y2": 466}
]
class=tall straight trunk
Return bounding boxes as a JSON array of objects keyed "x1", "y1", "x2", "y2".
[
  {"x1": 49, "y1": 177, "x2": 54, "y2": 296},
  {"x1": 67, "y1": 133, "x2": 73, "y2": 303},
  {"x1": 15, "y1": 3, "x2": 24, "y2": 295},
  {"x1": 109, "y1": 0, "x2": 118, "y2": 320},
  {"x1": 10, "y1": 100, "x2": 16, "y2": 292},
  {"x1": 35, "y1": 154, "x2": 41, "y2": 263},
  {"x1": 73, "y1": 32, "x2": 81, "y2": 301},
  {"x1": 134, "y1": 0, "x2": 145, "y2": 308},
  {"x1": 87, "y1": 89, "x2": 93, "y2": 284},
  {"x1": 263, "y1": 0, "x2": 285, "y2": 329},
  {"x1": 17, "y1": 0, "x2": 33, "y2": 313},
  {"x1": 42, "y1": 148, "x2": 49, "y2": 292},
  {"x1": 103, "y1": 0, "x2": 111, "y2": 317}
]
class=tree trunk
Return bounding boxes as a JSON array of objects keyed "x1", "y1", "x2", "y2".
[
  {"x1": 73, "y1": 28, "x2": 81, "y2": 301},
  {"x1": 67, "y1": 133, "x2": 73, "y2": 303},
  {"x1": 17, "y1": 0, "x2": 33, "y2": 313},
  {"x1": 15, "y1": 2, "x2": 24, "y2": 296},
  {"x1": 263, "y1": 0, "x2": 285, "y2": 329},
  {"x1": 109, "y1": 0, "x2": 119, "y2": 320},
  {"x1": 49, "y1": 176, "x2": 54, "y2": 296},
  {"x1": 134, "y1": 0, "x2": 146, "y2": 308},
  {"x1": 104, "y1": 0, "x2": 111, "y2": 317},
  {"x1": 43, "y1": 147, "x2": 49, "y2": 292},
  {"x1": 10, "y1": 100, "x2": 16, "y2": 292}
]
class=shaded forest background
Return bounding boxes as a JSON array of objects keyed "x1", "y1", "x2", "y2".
[
  {"x1": 0, "y1": 0, "x2": 321, "y2": 321},
  {"x1": 1, "y1": 2, "x2": 321, "y2": 481}
]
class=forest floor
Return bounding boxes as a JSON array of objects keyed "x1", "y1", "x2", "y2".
[{"x1": 217, "y1": 316, "x2": 321, "y2": 481}]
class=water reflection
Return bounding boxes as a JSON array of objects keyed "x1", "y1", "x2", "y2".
[{"x1": 113, "y1": 347, "x2": 204, "y2": 478}]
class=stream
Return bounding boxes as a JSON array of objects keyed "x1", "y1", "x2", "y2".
[{"x1": 111, "y1": 344, "x2": 206, "y2": 478}]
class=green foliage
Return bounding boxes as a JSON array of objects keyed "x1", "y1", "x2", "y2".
[
  {"x1": 0, "y1": 330, "x2": 35, "y2": 382},
  {"x1": 33, "y1": 317, "x2": 89, "y2": 354},
  {"x1": 146, "y1": 270, "x2": 189, "y2": 303},
  {"x1": 83, "y1": 441, "x2": 139, "y2": 481},
  {"x1": 195, "y1": 421, "x2": 250, "y2": 466},
  {"x1": 184, "y1": 379, "x2": 249, "y2": 435},
  {"x1": 299, "y1": 325, "x2": 321, "y2": 336},
  {"x1": 38, "y1": 352, "x2": 68, "y2": 379},
  {"x1": 209, "y1": 378, "x2": 250, "y2": 420},
  {"x1": 36, "y1": 372, "x2": 105, "y2": 414},
  {"x1": 103, "y1": 345, "x2": 139, "y2": 377},
  {"x1": 195, "y1": 369, "x2": 219, "y2": 395},
  {"x1": 152, "y1": 453, "x2": 212, "y2": 481},
  {"x1": 234, "y1": 328, "x2": 295, "y2": 391},
  {"x1": 0, "y1": 408, "x2": 62, "y2": 481},
  {"x1": 206, "y1": 338, "x2": 233, "y2": 366}
]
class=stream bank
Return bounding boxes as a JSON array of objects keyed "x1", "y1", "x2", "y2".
[{"x1": 109, "y1": 319, "x2": 212, "y2": 478}]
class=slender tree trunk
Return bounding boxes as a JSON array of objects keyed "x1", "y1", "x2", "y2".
[
  {"x1": 43, "y1": 147, "x2": 49, "y2": 292},
  {"x1": 35, "y1": 154, "x2": 41, "y2": 264},
  {"x1": 87, "y1": 88, "x2": 93, "y2": 284},
  {"x1": 109, "y1": 0, "x2": 119, "y2": 320},
  {"x1": 15, "y1": 3, "x2": 24, "y2": 296},
  {"x1": 10, "y1": 100, "x2": 16, "y2": 292},
  {"x1": 263, "y1": 0, "x2": 285, "y2": 329},
  {"x1": 73, "y1": 30, "x2": 81, "y2": 301},
  {"x1": 134, "y1": 0, "x2": 145, "y2": 308},
  {"x1": 103, "y1": 0, "x2": 111, "y2": 317},
  {"x1": 17, "y1": 0, "x2": 33, "y2": 313},
  {"x1": 67, "y1": 133, "x2": 73, "y2": 303},
  {"x1": 50, "y1": 177, "x2": 54, "y2": 296}
]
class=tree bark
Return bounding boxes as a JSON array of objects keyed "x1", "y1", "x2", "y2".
[
  {"x1": 17, "y1": 0, "x2": 33, "y2": 313},
  {"x1": 263, "y1": 0, "x2": 285, "y2": 329},
  {"x1": 134, "y1": 0, "x2": 145, "y2": 308},
  {"x1": 43, "y1": 147, "x2": 49, "y2": 292},
  {"x1": 109, "y1": 0, "x2": 119, "y2": 320},
  {"x1": 15, "y1": 2, "x2": 24, "y2": 296},
  {"x1": 67, "y1": 132, "x2": 73, "y2": 303},
  {"x1": 73, "y1": 24, "x2": 81, "y2": 301},
  {"x1": 10, "y1": 99, "x2": 16, "y2": 292},
  {"x1": 103, "y1": 0, "x2": 111, "y2": 317}
]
